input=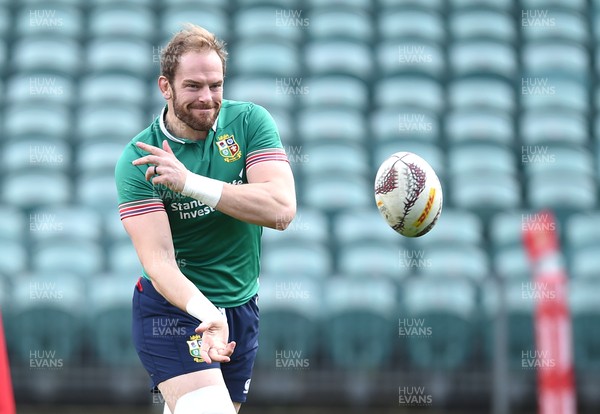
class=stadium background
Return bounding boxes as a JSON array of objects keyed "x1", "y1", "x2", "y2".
[{"x1": 1, "y1": 0, "x2": 600, "y2": 413}]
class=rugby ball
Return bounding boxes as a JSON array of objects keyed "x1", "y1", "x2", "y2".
[{"x1": 374, "y1": 152, "x2": 443, "y2": 237}]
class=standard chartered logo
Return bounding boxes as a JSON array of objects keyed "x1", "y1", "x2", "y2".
[{"x1": 170, "y1": 200, "x2": 215, "y2": 219}]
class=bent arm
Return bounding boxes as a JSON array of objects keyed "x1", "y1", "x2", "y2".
[{"x1": 216, "y1": 160, "x2": 296, "y2": 230}]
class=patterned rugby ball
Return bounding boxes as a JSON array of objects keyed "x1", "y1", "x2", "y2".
[{"x1": 374, "y1": 152, "x2": 443, "y2": 237}]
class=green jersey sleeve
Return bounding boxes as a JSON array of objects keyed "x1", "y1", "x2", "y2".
[
  {"x1": 245, "y1": 104, "x2": 289, "y2": 170},
  {"x1": 115, "y1": 141, "x2": 165, "y2": 220}
]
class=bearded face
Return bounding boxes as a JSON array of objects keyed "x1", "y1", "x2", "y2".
[
  {"x1": 171, "y1": 86, "x2": 220, "y2": 132},
  {"x1": 162, "y1": 50, "x2": 224, "y2": 137}
]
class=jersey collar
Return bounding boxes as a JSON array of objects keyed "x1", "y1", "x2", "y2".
[{"x1": 159, "y1": 106, "x2": 219, "y2": 144}]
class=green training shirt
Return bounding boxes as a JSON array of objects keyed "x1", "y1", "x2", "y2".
[{"x1": 115, "y1": 100, "x2": 289, "y2": 308}]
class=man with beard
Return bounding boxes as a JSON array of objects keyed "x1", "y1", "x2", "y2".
[{"x1": 114, "y1": 24, "x2": 296, "y2": 414}]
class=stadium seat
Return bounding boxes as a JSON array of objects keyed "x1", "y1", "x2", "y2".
[
  {"x1": 521, "y1": 77, "x2": 588, "y2": 114},
  {"x1": 570, "y1": 279, "x2": 600, "y2": 371},
  {"x1": 261, "y1": 206, "x2": 329, "y2": 247},
  {"x1": 79, "y1": 73, "x2": 148, "y2": 106},
  {"x1": 0, "y1": 6, "x2": 9, "y2": 40},
  {"x1": 522, "y1": 41, "x2": 589, "y2": 80},
  {"x1": 1, "y1": 139, "x2": 72, "y2": 172},
  {"x1": 522, "y1": 0, "x2": 586, "y2": 12},
  {"x1": 299, "y1": 75, "x2": 368, "y2": 110},
  {"x1": 234, "y1": 6, "x2": 303, "y2": 43},
  {"x1": 12, "y1": 34, "x2": 81, "y2": 75},
  {"x1": 570, "y1": 247, "x2": 600, "y2": 280},
  {"x1": 493, "y1": 246, "x2": 531, "y2": 280},
  {"x1": 301, "y1": 141, "x2": 369, "y2": 178},
  {"x1": 11, "y1": 272, "x2": 85, "y2": 364},
  {"x1": 76, "y1": 103, "x2": 147, "y2": 143},
  {"x1": 402, "y1": 277, "x2": 477, "y2": 370},
  {"x1": 306, "y1": 0, "x2": 372, "y2": 11},
  {"x1": 449, "y1": 10, "x2": 516, "y2": 43},
  {"x1": 88, "y1": 273, "x2": 140, "y2": 366},
  {"x1": 225, "y1": 76, "x2": 295, "y2": 112},
  {"x1": 449, "y1": 40, "x2": 517, "y2": 79},
  {"x1": 0, "y1": 240, "x2": 27, "y2": 276},
  {"x1": 307, "y1": 7, "x2": 373, "y2": 42},
  {"x1": 371, "y1": 107, "x2": 441, "y2": 143},
  {"x1": 377, "y1": 40, "x2": 445, "y2": 78},
  {"x1": 521, "y1": 11, "x2": 589, "y2": 44},
  {"x1": 448, "y1": 77, "x2": 515, "y2": 113},
  {"x1": 410, "y1": 209, "x2": 484, "y2": 249},
  {"x1": 230, "y1": 40, "x2": 301, "y2": 77},
  {"x1": 89, "y1": 4, "x2": 155, "y2": 40},
  {"x1": 374, "y1": 75, "x2": 444, "y2": 114},
  {"x1": 333, "y1": 207, "x2": 401, "y2": 247},
  {"x1": 379, "y1": 0, "x2": 442, "y2": 11},
  {"x1": 161, "y1": 4, "x2": 228, "y2": 41},
  {"x1": 489, "y1": 210, "x2": 539, "y2": 250},
  {"x1": 85, "y1": 38, "x2": 154, "y2": 77},
  {"x1": 5, "y1": 102, "x2": 71, "y2": 138},
  {"x1": 76, "y1": 141, "x2": 126, "y2": 174},
  {"x1": 305, "y1": 40, "x2": 373, "y2": 79},
  {"x1": 445, "y1": 109, "x2": 514, "y2": 146},
  {"x1": 522, "y1": 144, "x2": 594, "y2": 177},
  {"x1": 451, "y1": 171, "x2": 521, "y2": 217},
  {"x1": 481, "y1": 280, "x2": 536, "y2": 370},
  {"x1": 75, "y1": 173, "x2": 120, "y2": 212},
  {"x1": 301, "y1": 173, "x2": 372, "y2": 213},
  {"x1": 255, "y1": 276, "x2": 322, "y2": 368},
  {"x1": 338, "y1": 241, "x2": 412, "y2": 280},
  {"x1": 527, "y1": 171, "x2": 596, "y2": 211},
  {"x1": 236, "y1": 0, "x2": 297, "y2": 7},
  {"x1": 448, "y1": 141, "x2": 516, "y2": 177},
  {"x1": 323, "y1": 277, "x2": 397, "y2": 369},
  {"x1": 6, "y1": 72, "x2": 76, "y2": 105},
  {"x1": 107, "y1": 240, "x2": 142, "y2": 277},
  {"x1": 297, "y1": 108, "x2": 366, "y2": 143},
  {"x1": 0, "y1": 206, "x2": 26, "y2": 243},
  {"x1": 31, "y1": 240, "x2": 104, "y2": 276},
  {"x1": 261, "y1": 240, "x2": 332, "y2": 278},
  {"x1": 378, "y1": 8, "x2": 445, "y2": 44},
  {"x1": 521, "y1": 109, "x2": 588, "y2": 146},
  {"x1": 28, "y1": 205, "x2": 103, "y2": 243},
  {"x1": 15, "y1": 4, "x2": 83, "y2": 38},
  {"x1": 417, "y1": 245, "x2": 489, "y2": 282},
  {"x1": 22, "y1": 0, "x2": 98, "y2": 5},
  {"x1": 565, "y1": 212, "x2": 600, "y2": 252},
  {"x1": 448, "y1": 0, "x2": 514, "y2": 10},
  {"x1": 2, "y1": 171, "x2": 71, "y2": 208}
]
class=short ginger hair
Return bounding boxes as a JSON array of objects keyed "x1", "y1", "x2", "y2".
[{"x1": 161, "y1": 24, "x2": 228, "y2": 83}]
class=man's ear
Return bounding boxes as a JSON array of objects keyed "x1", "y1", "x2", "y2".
[{"x1": 158, "y1": 76, "x2": 172, "y2": 100}]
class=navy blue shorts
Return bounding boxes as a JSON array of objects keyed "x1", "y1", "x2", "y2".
[{"x1": 131, "y1": 277, "x2": 259, "y2": 403}]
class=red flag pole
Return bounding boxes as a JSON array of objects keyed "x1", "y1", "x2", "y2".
[
  {"x1": 522, "y1": 210, "x2": 576, "y2": 414},
  {"x1": 0, "y1": 310, "x2": 15, "y2": 414}
]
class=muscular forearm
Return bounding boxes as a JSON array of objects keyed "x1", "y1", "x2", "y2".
[
  {"x1": 216, "y1": 181, "x2": 296, "y2": 230},
  {"x1": 143, "y1": 262, "x2": 223, "y2": 322}
]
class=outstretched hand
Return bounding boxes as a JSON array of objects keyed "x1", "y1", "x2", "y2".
[
  {"x1": 196, "y1": 318, "x2": 236, "y2": 364},
  {"x1": 132, "y1": 140, "x2": 188, "y2": 192}
]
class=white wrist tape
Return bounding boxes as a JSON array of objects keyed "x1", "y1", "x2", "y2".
[
  {"x1": 181, "y1": 172, "x2": 224, "y2": 208},
  {"x1": 185, "y1": 294, "x2": 225, "y2": 322}
]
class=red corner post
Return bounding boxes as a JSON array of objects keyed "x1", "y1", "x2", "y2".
[
  {"x1": 522, "y1": 210, "x2": 576, "y2": 414},
  {"x1": 0, "y1": 310, "x2": 15, "y2": 414}
]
